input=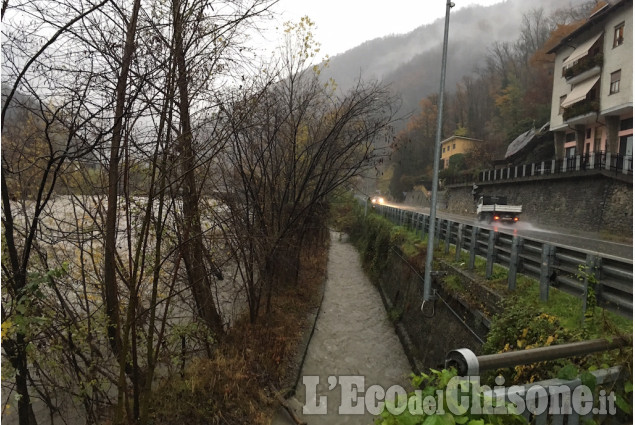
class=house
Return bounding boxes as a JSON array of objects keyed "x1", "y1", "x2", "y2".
[
  {"x1": 440, "y1": 135, "x2": 482, "y2": 169},
  {"x1": 548, "y1": 0, "x2": 633, "y2": 161}
]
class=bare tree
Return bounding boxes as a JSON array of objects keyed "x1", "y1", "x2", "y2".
[
  {"x1": 215, "y1": 18, "x2": 398, "y2": 321},
  {"x1": 2, "y1": 0, "x2": 277, "y2": 423},
  {"x1": 2, "y1": 2, "x2": 114, "y2": 423}
]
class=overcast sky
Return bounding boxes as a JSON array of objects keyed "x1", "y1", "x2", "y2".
[{"x1": 262, "y1": 0, "x2": 506, "y2": 58}]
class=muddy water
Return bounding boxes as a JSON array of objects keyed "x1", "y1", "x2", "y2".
[{"x1": 273, "y1": 232, "x2": 412, "y2": 425}]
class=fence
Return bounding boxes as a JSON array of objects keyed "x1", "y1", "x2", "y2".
[
  {"x1": 374, "y1": 204, "x2": 633, "y2": 318},
  {"x1": 479, "y1": 152, "x2": 633, "y2": 183},
  {"x1": 442, "y1": 152, "x2": 633, "y2": 186}
]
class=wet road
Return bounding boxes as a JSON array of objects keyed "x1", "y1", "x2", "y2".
[
  {"x1": 272, "y1": 232, "x2": 412, "y2": 425},
  {"x1": 383, "y1": 202, "x2": 633, "y2": 261}
]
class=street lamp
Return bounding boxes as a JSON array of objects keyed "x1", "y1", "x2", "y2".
[{"x1": 422, "y1": 0, "x2": 454, "y2": 302}]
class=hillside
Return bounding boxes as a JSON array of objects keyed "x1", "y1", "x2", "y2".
[{"x1": 320, "y1": 0, "x2": 589, "y2": 126}]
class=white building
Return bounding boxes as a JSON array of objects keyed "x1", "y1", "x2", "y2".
[{"x1": 549, "y1": 0, "x2": 632, "y2": 162}]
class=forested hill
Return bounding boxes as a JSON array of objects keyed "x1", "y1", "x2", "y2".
[{"x1": 320, "y1": 0, "x2": 588, "y2": 124}]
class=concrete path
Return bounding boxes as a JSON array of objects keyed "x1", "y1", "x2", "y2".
[{"x1": 272, "y1": 232, "x2": 412, "y2": 425}]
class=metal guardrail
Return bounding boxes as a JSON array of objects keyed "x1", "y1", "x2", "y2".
[{"x1": 374, "y1": 204, "x2": 633, "y2": 318}]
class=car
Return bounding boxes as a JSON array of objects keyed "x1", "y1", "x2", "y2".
[{"x1": 371, "y1": 196, "x2": 385, "y2": 205}]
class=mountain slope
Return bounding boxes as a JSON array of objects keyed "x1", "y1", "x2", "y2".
[{"x1": 321, "y1": 0, "x2": 588, "y2": 123}]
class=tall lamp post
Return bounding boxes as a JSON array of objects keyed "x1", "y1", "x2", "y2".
[{"x1": 423, "y1": 0, "x2": 454, "y2": 302}]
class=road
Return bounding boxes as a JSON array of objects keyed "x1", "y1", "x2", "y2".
[{"x1": 379, "y1": 202, "x2": 633, "y2": 261}]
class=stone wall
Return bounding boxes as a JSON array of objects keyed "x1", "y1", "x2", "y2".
[
  {"x1": 403, "y1": 189, "x2": 431, "y2": 208},
  {"x1": 406, "y1": 172, "x2": 632, "y2": 235},
  {"x1": 376, "y1": 248, "x2": 487, "y2": 372}
]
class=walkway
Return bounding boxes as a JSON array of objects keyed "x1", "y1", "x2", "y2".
[{"x1": 272, "y1": 232, "x2": 412, "y2": 425}]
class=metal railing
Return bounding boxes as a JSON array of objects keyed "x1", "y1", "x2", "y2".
[
  {"x1": 477, "y1": 152, "x2": 633, "y2": 184},
  {"x1": 445, "y1": 341, "x2": 628, "y2": 425},
  {"x1": 442, "y1": 152, "x2": 633, "y2": 186},
  {"x1": 375, "y1": 204, "x2": 633, "y2": 318},
  {"x1": 495, "y1": 366, "x2": 624, "y2": 425}
]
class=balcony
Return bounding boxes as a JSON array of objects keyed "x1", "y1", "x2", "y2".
[
  {"x1": 564, "y1": 53, "x2": 603, "y2": 82},
  {"x1": 563, "y1": 100, "x2": 599, "y2": 122}
]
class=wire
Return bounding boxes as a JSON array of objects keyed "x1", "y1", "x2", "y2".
[
  {"x1": 434, "y1": 289, "x2": 485, "y2": 345},
  {"x1": 390, "y1": 245, "x2": 484, "y2": 343}
]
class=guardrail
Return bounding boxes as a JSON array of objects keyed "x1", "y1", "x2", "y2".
[{"x1": 374, "y1": 204, "x2": 633, "y2": 318}]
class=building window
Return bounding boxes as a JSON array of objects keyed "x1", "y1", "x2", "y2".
[
  {"x1": 559, "y1": 95, "x2": 567, "y2": 115},
  {"x1": 562, "y1": 57, "x2": 572, "y2": 77},
  {"x1": 586, "y1": 128, "x2": 591, "y2": 139},
  {"x1": 614, "y1": 22, "x2": 624, "y2": 47},
  {"x1": 620, "y1": 118, "x2": 633, "y2": 131},
  {"x1": 566, "y1": 132, "x2": 576, "y2": 142},
  {"x1": 566, "y1": 146, "x2": 576, "y2": 157},
  {"x1": 594, "y1": 128, "x2": 602, "y2": 152},
  {"x1": 452, "y1": 143, "x2": 456, "y2": 149},
  {"x1": 619, "y1": 135, "x2": 632, "y2": 157},
  {"x1": 610, "y1": 70, "x2": 621, "y2": 94},
  {"x1": 442, "y1": 147, "x2": 445, "y2": 153}
]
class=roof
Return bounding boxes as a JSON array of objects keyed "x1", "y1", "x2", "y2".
[
  {"x1": 505, "y1": 122, "x2": 550, "y2": 159},
  {"x1": 547, "y1": 0, "x2": 629, "y2": 54},
  {"x1": 440, "y1": 135, "x2": 483, "y2": 145}
]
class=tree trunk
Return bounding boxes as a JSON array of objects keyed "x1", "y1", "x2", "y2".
[
  {"x1": 172, "y1": 0, "x2": 224, "y2": 337},
  {"x1": 2, "y1": 172, "x2": 37, "y2": 425},
  {"x1": 102, "y1": 0, "x2": 142, "y2": 421}
]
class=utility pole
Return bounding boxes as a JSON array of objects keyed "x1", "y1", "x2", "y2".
[{"x1": 423, "y1": 0, "x2": 454, "y2": 302}]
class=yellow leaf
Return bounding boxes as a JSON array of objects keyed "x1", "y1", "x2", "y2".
[{"x1": 1, "y1": 320, "x2": 13, "y2": 340}]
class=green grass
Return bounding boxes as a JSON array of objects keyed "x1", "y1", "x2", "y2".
[
  {"x1": 512, "y1": 275, "x2": 632, "y2": 335},
  {"x1": 442, "y1": 274, "x2": 466, "y2": 294}
]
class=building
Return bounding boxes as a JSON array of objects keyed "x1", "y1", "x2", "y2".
[
  {"x1": 440, "y1": 135, "x2": 481, "y2": 169},
  {"x1": 548, "y1": 0, "x2": 633, "y2": 161}
]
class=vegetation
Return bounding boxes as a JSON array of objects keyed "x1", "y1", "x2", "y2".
[
  {"x1": 1, "y1": 4, "x2": 398, "y2": 424},
  {"x1": 387, "y1": 3, "x2": 595, "y2": 199},
  {"x1": 376, "y1": 368, "x2": 526, "y2": 425},
  {"x1": 332, "y1": 198, "x2": 632, "y2": 423},
  {"x1": 149, "y1": 239, "x2": 328, "y2": 424}
]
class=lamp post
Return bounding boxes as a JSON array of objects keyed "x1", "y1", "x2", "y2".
[{"x1": 423, "y1": 0, "x2": 454, "y2": 302}]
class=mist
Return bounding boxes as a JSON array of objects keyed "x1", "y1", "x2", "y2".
[{"x1": 319, "y1": 0, "x2": 591, "y2": 124}]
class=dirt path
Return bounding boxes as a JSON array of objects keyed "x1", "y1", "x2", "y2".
[{"x1": 273, "y1": 232, "x2": 412, "y2": 425}]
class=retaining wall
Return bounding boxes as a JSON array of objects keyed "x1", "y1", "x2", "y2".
[
  {"x1": 375, "y1": 247, "x2": 488, "y2": 372},
  {"x1": 408, "y1": 172, "x2": 632, "y2": 235}
]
